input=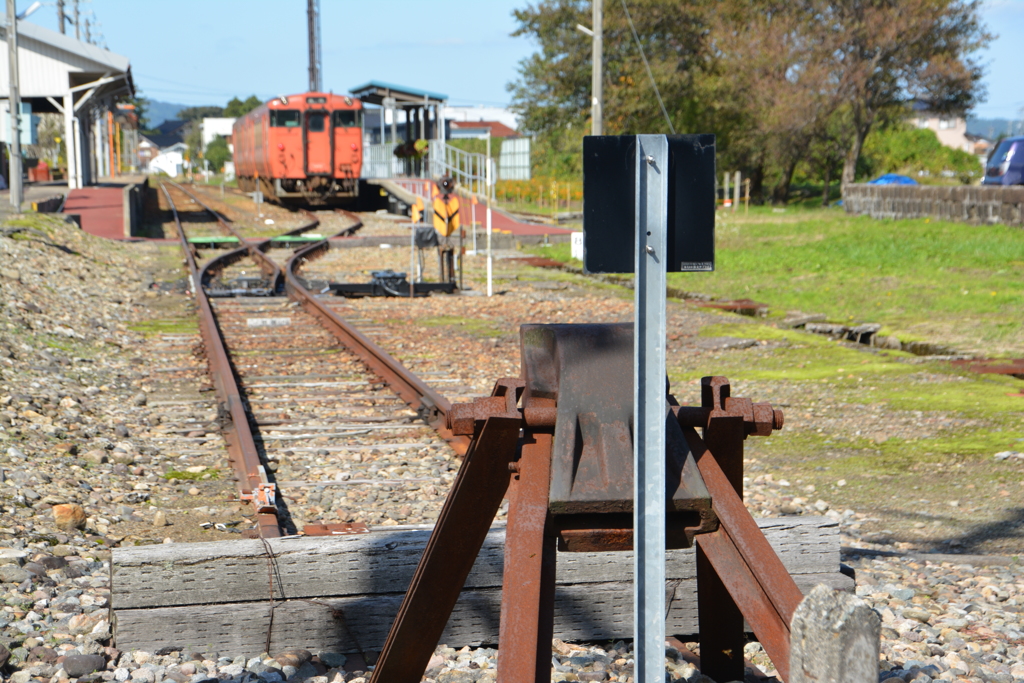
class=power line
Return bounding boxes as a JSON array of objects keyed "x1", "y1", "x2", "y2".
[{"x1": 620, "y1": 0, "x2": 675, "y2": 134}]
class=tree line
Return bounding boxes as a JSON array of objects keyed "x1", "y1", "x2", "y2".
[{"x1": 508, "y1": 0, "x2": 991, "y2": 202}]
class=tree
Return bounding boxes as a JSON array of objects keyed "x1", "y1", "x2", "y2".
[
  {"x1": 829, "y1": 0, "x2": 992, "y2": 185},
  {"x1": 507, "y1": 0, "x2": 712, "y2": 178},
  {"x1": 224, "y1": 95, "x2": 263, "y2": 118},
  {"x1": 205, "y1": 136, "x2": 232, "y2": 173},
  {"x1": 177, "y1": 105, "x2": 225, "y2": 121}
]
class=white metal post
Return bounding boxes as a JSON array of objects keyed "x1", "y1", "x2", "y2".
[
  {"x1": 471, "y1": 199, "x2": 477, "y2": 252},
  {"x1": 634, "y1": 134, "x2": 668, "y2": 683},
  {"x1": 592, "y1": 0, "x2": 603, "y2": 136},
  {"x1": 486, "y1": 159, "x2": 493, "y2": 297},
  {"x1": 7, "y1": 0, "x2": 22, "y2": 209}
]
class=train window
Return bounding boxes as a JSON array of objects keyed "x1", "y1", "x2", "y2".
[
  {"x1": 307, "y1": 112, "x2": 327, "y2": 132},
  {"x1": 306, "y1": 96, "x2": 327, "y2": 104},
  {"x1": 332, "y1": 110, "x2": 363, "y2": 128},
  {"x1": 270, "y1": 110, "x2": 300, "y2": 128}
]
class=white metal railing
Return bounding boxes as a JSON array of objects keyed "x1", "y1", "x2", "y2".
[
  {"x1": 427, "y1": 140, "x2": 494, "y2": 199},
  {"x1": 362, "y1": 143, "x2": 402, "y2": 179},
  {"x1": 362, "y1": 140, "x2": 506, "y2": 200}
]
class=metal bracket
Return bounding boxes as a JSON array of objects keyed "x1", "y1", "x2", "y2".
[{"x1": 240, "y1": 482, "x2": 277, "y2": 514}]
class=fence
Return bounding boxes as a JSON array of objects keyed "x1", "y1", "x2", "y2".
[{"x1": 843, "y1": 183, "x2": 1024, "y2": 227}]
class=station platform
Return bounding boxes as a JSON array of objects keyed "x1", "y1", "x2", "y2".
[{"x1": 62, "y1": 176, "x2": 148, "y2": 239}]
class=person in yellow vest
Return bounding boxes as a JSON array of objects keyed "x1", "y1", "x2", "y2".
[{"x1": 432, "y1": 176, "x2": 460, "y2": 283}]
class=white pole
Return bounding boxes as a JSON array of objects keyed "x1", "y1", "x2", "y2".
[
  {"x1": 7, "y1": 0, "x2": 22, "y2": 209},
  {"x1": 486, "y1": 160, "x2": 493, "y2": 297},
  {"x1": 634, "y1": 134, "x2": 668, "y2": 683},
  {"x1": 592, "y1": 0, "x2": 603, "y2": 136},
  {"x1": 472, "y1": 199, "x2": 477, "y2": 252}
]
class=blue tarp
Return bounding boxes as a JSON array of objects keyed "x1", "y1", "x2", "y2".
[{"x1": 867, "y1": 173, "x2": 918, "y2": 185}]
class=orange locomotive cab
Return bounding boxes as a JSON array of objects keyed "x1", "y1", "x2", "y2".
[{"x1": 233, "y1": 92, "x2": 363, "y2": 205}]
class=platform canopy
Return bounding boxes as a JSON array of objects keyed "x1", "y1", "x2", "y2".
[
  {"x1": 350, "y1": 81, "x2": 449, "y2": 144},
  {"x1": 0, "y1": 13, "x2": 134, "y2": 188},
  {"x1": 349, "y1": 81, "x2": 447, "y2": 107}
]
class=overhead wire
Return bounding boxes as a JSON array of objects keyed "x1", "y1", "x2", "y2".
[{"x1": 620, "y1": 0, "x2": 676, "y2": 134}]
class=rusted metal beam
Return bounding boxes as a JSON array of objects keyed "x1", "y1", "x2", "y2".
[
  {"x1": 371, "y1": 380, "x2": 524, "y2": 683},
  {"x1": 683, "y1": 424, "x2": 804, "y2": 682},
  {"x1": 496, "y1": 430, "x2": 556, "y2": 683}
]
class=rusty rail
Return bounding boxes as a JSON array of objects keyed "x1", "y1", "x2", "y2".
[
  {"x1": 160, "y1": 182, "x2": 282, "y2": 537},
  {"x1": 171, "y1": 181, "x2": 471, "y2": 455}
]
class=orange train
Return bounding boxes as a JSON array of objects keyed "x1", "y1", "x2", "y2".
[{"x1": 233, "y1": 92, "x2": 363, "y2": 204}]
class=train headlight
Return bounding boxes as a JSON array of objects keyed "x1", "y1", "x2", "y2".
[
  {"x1": 350, "y1": 143, "x2": 358, "y2": 151},
  {"x1": 278, "y1": 143, "x2": 285, "y2": 151}
]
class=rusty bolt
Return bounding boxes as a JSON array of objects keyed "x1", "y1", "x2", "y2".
[{"x1": 446, "y1": 395, "x2": 506, "y2": 435}]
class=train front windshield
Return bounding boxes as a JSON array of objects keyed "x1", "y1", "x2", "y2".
[{"x1": 333, "y1": 110, "x2": 363, "y2": 128}]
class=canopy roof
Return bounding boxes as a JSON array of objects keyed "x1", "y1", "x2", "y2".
[{"x1": 349, "y1": 80, "x2": 447, "y2": 107}]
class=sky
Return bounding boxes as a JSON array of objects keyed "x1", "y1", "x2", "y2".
[{"x1": 19, "y1": 0, "x2": 1024, "y2": 121}]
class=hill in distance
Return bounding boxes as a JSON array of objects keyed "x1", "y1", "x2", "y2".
[
  {"x1": 144, "y1": 99, "x2": 219, "y2": 127},
  {"x1": 967, "y1": 118, "x2": 1023, "y2": 139}
]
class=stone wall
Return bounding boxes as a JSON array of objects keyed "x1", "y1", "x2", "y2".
[{"x1": 842, "y1": 183, "x2": 1024, "y2": 227}]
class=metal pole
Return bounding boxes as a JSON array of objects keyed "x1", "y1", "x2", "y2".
[
  {"x1": 592, "y1": 0, "x2": 603, "y2": 135},
  {"x1": 633, "y1": 134, "x2": 668, "y2": 683},
  {"x1": 6, "y1": 0, "x2": 22, "y2": 208},
  {"x1": 307, "y1": 0, "x2": 321, "y2": 92},
  {"x1": 7, "y1": 0, "x2": 22, "y2": 210},
  {"x1": 410, "y1": 216, "x2": 416, "y2": 297},
  {"x1": 733, "y1": 170, "x2": 740, "y2": 212},
  {"x1": 486, "y1": 160, "x2": 493, "y2": 297},
  {"x1": 73, "y1": 0, "x2": 79, "y2": 40},
  {"x1": 57, "y1": 0, "x2": 65, "y2": 34}
]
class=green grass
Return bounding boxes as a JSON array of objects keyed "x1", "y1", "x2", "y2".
[
  {"x1": 417, "y1": 315, "x2": 505, "y2": 338},
  {"x1": 163, "y1": 469, "x2": 219, "y2": 481},
  {"x1": 128, "y1": 319, "x2": 198, "y2": 336},
  {"x1": 527, "y1": 207, "x2": 1024, "y2": 355}
]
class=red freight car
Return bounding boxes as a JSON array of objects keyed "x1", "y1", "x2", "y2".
[{"x1": 233, "y1": 92, "x2": 363, "y2": 204}]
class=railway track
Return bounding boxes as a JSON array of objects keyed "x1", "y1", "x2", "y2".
[{"x1": 158, "y1": 181, "x2": 472, "y2": 538}]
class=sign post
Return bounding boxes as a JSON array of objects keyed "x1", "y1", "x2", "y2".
[
  {"x1": 582, "y1": 134, "x2": 715, "y2": 682},
  {"x1": 633, "y1": 134, "x2": 669, "y2": 682}
]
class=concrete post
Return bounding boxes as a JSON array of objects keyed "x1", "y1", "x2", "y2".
[{"x1": 789, "y1": 584, "x2": 881, "y2": 683}]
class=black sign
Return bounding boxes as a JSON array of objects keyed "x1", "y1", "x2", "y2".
[{"x1": 582, "y1": 135, "x2": 716, "y2": 274}]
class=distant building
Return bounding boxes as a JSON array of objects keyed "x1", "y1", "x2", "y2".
[
  {"x1": 908, "y1": 100, "x2": 980, "y2": 154},
  {"x1": 201, "y1": 117, "x2": 235, "y2": 151},
  {"x1": 139, "y1": 125, "x2": 188, "y2": 173},
  {"x1": 449, "y1": 120, "x2": 519, "y2": 139},
  {"x1": 148, "y1": 141, "x2": 187, "y2": 177},
  {"x1": 444, "y1": 105, "x2": 518, "y2": 131}
]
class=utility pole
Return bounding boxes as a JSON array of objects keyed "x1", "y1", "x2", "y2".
[
  {"x1": 576, "y1": 0, "x2": 603, "y2": 135},
  {"x1": 83, "y1": 17, "x2": 90, "y2": 44},
  {"x1": 592, "y1": 0, "x2": 602, "y2": 135},
  {"x1": 307, "y1": 0, "x2": 321, "y2": 92},
  {"x1": 73, "y1": 0, "x2": 79, "y2": 40},
  {"x1": 56, "y1": 0, "x2": 65, "y2": 34},
  {"x1": 7, "y1": 0, "x2": 22, "y2": 210}
]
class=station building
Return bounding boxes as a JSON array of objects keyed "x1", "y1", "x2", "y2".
[{"x1": 0, "y1": 13, "x2": 134, "y2": 189}]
